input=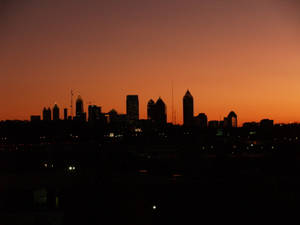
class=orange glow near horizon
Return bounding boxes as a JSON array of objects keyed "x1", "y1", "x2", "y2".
[{"x1": 1, "y1": 0, "x2": 300, "y2": 125}]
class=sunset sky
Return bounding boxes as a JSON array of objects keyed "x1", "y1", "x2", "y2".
[{"x1": 1, "y1": 0, "x2": 300, "y2": 125}]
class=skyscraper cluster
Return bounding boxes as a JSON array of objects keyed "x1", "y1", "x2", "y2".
[
  {"x1": 182, "y1": 90, "x2": 237, "y2": 128},
  {"x1": 35, "y1": 90, "x2": 237, "y2": 128},
  {"x1": 147, "y1": 98, "x2": 167, "y2": 125}
]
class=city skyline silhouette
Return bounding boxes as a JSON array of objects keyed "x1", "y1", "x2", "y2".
[
  {"x1": 1, "y1": 0, "x2": 300, "y2": 124},
  {"x1": 1, "y1": 2, "x2": 300, "y2": 224}
]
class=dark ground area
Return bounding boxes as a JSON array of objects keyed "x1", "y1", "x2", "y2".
[{"x1": 1, "y1": 152, "x2": 300, "y2": 225}]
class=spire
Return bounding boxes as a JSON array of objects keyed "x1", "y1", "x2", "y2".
[
  {"x1": 228, "y1": 111, "x2": 237, "y2": 118},
  {"x1": 148, "y1": 99, "x2": 155, "y2": 104},
  {"x1": 156, "y1": 97, "x2": 164, "y2": 104},
  {"x1": 184, "y1": 89, "x2": 193, "y2": 98}
]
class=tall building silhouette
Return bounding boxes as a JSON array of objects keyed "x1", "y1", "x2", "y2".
[
  {"x1": 154, "y1": 97, "x2": 167, "y2": 125},
  {"x1": 75, "y1": 95, "x2": 86, "y2": 121},
  {"x1": 147, "y1": 99, "x2": 155, "y2": 120},
  {"x1": 183, "y1": 90, "x2": 194, "y2": 127},
  {"x1": 53, "y1": 104, "x2": 60, "y2": 121},
  {"x1": 64, "y1": 108, "x2": 68, "y2": 120},
  {"x1": 227, "y1": 111, "x2": 237, "y2": 128},
  {"x1": 88, "y1": 105, "x2": 101, "y2": 122},
  {"x1": 76, "y1": 96, "x2": 84, "y2": 116},
  {"x1": 126, "y1": 95, "x2": 139, "y2": 122},
  {"x1": 42, "y1": 107, "x2": 51, "y2": 121}
]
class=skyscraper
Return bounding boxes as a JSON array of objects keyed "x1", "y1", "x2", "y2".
[
  {"x1": 76, "y1": 95, "x2": 84, "y2": 116},
  {"x1": 183, "y1": 90, "x2": 194, "y2": 127},
  {"x1": 154, "y1": 97, "x2": 167, "y2": 125},
  {"x1": 126, "y1": 95, "x2": 139, "y2": 122},
  {"x1": 53, "y1": 104, "x2": 60, "y2": 121},
  {"x1": 147, "y1": 99, "x2": 155, "y2": 120},
  {"x1": 64, "y1": 108, "x2": 68, "y2": 120},
  {"x1": 75, "y1": 95, "x2": 86, "y2": 121},
  {"x1": 42, "y1": 107, "x2": 51, "y2": 121},
  {"x1": 227, "y1": 111, "x2": 237, "y2": 128}
]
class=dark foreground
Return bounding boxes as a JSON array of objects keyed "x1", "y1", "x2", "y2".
[{"x1": 1, "y1": 152, "x2": 300, "y2": 225}]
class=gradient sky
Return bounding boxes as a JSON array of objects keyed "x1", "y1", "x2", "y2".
[{"x1": 1, "y1": 0, "x2": 300, "y2": 125}]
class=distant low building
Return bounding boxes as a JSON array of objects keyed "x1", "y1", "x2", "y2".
[
  {"x1": 194, "y1": 113, "x2": 207, "y2": 128},
  {"x1": 73, "y1": 113, "x2": 86, "y2": 122},
  {"x1": 88, "y1": 105, "x2": 101, "y2": 122},
  {"x1": 260, "y1": 119, "x2": 274, "y2": 129},
  {"x1": 108, "y1": 109, "x2": 128, "y2": 125},
  {"x1": 208, "y1": 120, "x2": 219, "y2": 128},
  {"x1": 243, "y1": 122, "x2": 259, "y2": 128},
  {"x1": 30, "y1": 115, "x2": 41, "y2": 122}
]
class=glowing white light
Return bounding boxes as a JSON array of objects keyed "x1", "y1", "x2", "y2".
[
  {"x1": 134, "y1": 128, "x2": 142, "y2": 133},
  {"x1": 153, "y1": 205, "x2": 157, "y2": 210}
]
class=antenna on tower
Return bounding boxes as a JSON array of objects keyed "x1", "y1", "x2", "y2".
[
  {"x1": 174, "y1": 109, "x2": 177, "y2": 125},
  {"x1": 171, "y1": 80, "x2": 174, "y2": 124},
  {"x1": 70, "y1": 89, "x2": 74, "y2": 117}
]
